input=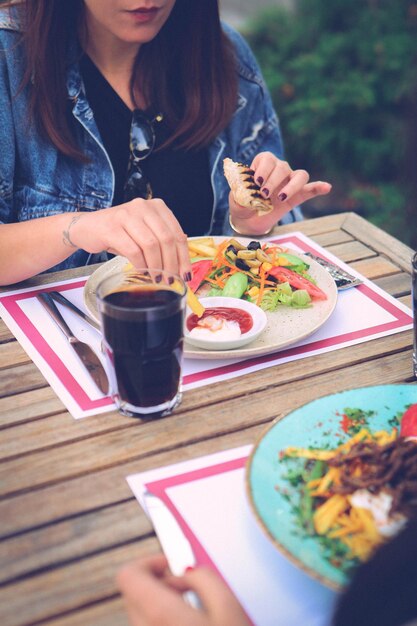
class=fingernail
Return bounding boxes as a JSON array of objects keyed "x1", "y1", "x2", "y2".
[
  {"x1": 168, "y1": 276, "x2": 174, "y2": 285},
  {"x1": 185, "y1": 566, "x2": 195, "y2": 572},
  {"x1": 155, "y1": 274, "x2": 162, "y2": 283},
  {"x1": 261, "y1": 187, "x2": 269, "y2": 197},
  {"x1": 257, "y1": 176, "x2": 264, "y2": 186},
  {"x1": 184, "y1": 271, "x2": 192, "y2": 282},
  {"x1": 278, "y1": 192, "x2": 287, "y2": 202}
]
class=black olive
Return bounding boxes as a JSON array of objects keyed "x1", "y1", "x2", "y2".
[
  {"x1": 226, "y1": 244, "x2": 238, "y2": 254},
  {"x1": 247, "y1": 241, "x2": 261, "y2": 250},
  {"x1": 235, "y1": 258, "x2": 250, "y2": 271}
]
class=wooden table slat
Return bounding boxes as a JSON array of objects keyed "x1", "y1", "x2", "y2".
[
  {"x1": 0, "y1": 327, "x2": 412, "y2": 464},
  {"x1": 0, "y1": 539, "x2": 159, "y2": 626},
  {"x1": 326, "y1": 239, "x2": 377, "y2": 263},
  {"x1": 0, "y1": 340, "x2": 32, "y2": 370},
  {"x1": 0, "y1": 500, "x2": 150, "y2": 585},
  {"x1": 343, "y1": 213, "x2": 414, "y2": 272},
  {"x1": 43, "y1": 598, "x2": 128, "y2": 626},
  {"x1": 0, "y1": 345, "x2": 413, "y2": 499}
]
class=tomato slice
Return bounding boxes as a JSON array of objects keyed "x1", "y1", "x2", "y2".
[
  {"x1": 400, "y1": 404, "x2": 417, "y2": 438},
  {"x1": 268, "y1": 266, "x2": 328, "y2": 300},
  {"x1": 188, "y1": 259, "x2": 213, "y2": 292}
]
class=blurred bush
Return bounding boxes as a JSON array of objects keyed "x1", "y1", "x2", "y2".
[{"x1": 244, "y1": 0, "x2": 417, "y2": 247}]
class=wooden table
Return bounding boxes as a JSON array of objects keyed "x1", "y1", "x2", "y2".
[{"x1": 0, "y1": 212, "x2": 415, "y2": 626}]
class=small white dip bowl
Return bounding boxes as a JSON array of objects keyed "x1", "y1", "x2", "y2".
[{"x1": 184, "y1": 296, "x2": 267, "y2": 351}]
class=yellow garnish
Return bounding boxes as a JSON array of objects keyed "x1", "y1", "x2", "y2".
[
  {"x1": 247, "y1": 286, "x2": 260, "y2": 298},
  {"x1": 313, "y1": 495, "x2": 349, "y2": 534},
  {"x1": 276, "y1": 255, "x2": 290, "y2": 266}
]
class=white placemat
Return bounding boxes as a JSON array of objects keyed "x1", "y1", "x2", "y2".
[
  {"x1": 0, "y1": 233, "x2": 412, "y2": 418},
  {"x1": 127, "y1": 445, "x2": 338, "y2": 626}
]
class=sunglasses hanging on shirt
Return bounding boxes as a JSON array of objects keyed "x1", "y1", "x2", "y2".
[{"x1": 123, "y1": 110, "x2": 163, "y2": 202}]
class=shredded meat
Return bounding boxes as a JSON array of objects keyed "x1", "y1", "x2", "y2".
[{"x1": 328, "y1": 438, "x2": 417, "y2": 517}]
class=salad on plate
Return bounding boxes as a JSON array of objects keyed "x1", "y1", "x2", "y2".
[
  {"x1": 279, "y1": 403, "x2": 417, "y2": 575},
  {"x1": 187, "y1": 236, "x2": 328, "y2": 311}
]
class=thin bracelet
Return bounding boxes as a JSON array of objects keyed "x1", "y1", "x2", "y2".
[{"x1": 228, "y1": 213, "x2": 275, "y2": 237}]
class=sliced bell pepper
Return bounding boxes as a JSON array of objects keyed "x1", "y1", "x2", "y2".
[
  {"x1": 268, "y1": 266, "x2": 328, "y2": 300},
  {"x1": 276, "y1": 252, "x2": 308, "y2": 270},
  {"x1": 400, "y1": 404, "x2": 417, "y2": 438},
  {"x1": 188, "y1": 259, "x2": 213, "y2": 293}
]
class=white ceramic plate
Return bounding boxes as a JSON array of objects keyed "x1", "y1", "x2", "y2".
[
  {"x1": 184, "y1": 296, "x2": 267, "y2": 351},
  {"x1": 84, "y1": 236, "x2": 338, "y2": 360}
]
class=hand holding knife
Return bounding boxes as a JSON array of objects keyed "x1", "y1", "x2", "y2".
[{"x1": 143, "y1": 492, "x2": 201, "y2": 609}]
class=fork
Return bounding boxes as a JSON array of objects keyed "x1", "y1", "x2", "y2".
[{"x1": 304, "y1": 252, "x2": 363, "y2": 290}]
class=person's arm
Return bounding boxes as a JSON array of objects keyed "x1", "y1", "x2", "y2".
[
  {"x1": 0, "y1": 213, "x2": 83, "y2": 286},
  {"x1": 0, "y1": 198, "x2": 192, "y2": 286},
  {"x1": 117, "y1": 554, "x2": 250, "y2": 626}
]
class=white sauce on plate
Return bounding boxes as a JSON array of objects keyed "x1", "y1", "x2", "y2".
[
  {"x1": 189, "y1": 316, "x2": 241, "y2": 342},
  {"x1": 349, "y1": 489, "x2": 407, "y2": 538}
]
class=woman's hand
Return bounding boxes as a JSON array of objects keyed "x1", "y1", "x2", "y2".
[
  {"x1": 68, "y1": 198, "x2": 192, "y2": 281},
  {"x1": 229, "y1": 151, "x2": 332, "y2": 235},
  {"x1": 116, "y1": 554, "x2": 251, "y2": 626}
]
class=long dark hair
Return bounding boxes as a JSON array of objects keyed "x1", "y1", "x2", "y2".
[{"x1": 7, "y1": 0, "x2": 238, "y2": 160}]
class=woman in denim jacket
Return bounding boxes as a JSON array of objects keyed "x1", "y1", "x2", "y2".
[{"x1": 0, "y1": 0, "x2": 331, "y2": 286}]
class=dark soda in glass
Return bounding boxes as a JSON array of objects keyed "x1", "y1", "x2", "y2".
[{"x1": 100, "y1": 286, "x2": 185, "y2": 418}]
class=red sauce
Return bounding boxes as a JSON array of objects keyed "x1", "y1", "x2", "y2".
[{"x1": 186, "y1": 307, "x2": 253, "y2": 335}]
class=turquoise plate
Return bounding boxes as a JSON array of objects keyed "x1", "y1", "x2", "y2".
[{"x1": 246, "y1": 384, "x2": 417, "y2": 590}]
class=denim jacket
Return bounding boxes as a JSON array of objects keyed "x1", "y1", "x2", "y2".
[{"x1": 0, "y1": 8, "x2": 302, "y2": 272}]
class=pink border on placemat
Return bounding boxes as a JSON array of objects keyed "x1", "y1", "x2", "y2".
[
  {"x1": 0, "y1": 281, "x2": 112, "y2": 412},
  {"x1": 182, "y1": 235, "x2": 412, "y2": 386},
  {"x1": 145, "y1": 455, "x2": 250, "y2": 616}
]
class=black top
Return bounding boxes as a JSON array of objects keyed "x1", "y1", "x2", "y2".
[
  {"x1": 79, "y1": 54, "x2": 213, "y2": 236},
  {"x1": 332, "y1": 513, "x2": 417, "y2": 626}
]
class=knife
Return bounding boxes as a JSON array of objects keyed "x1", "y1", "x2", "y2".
[
  {"x1": 48, "y1": 290, "x2": 101, "y2": 331},
  {"x1": 36, "y1": 292, "x2": 109, "y2": 396},
  {"x1": 143, "y1": 492, "x2": 201, "y2": 608}
]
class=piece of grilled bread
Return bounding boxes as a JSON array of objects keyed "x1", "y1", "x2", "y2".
[{"x1": 223, "y1": 158, "x2": 273, "y2": 216}]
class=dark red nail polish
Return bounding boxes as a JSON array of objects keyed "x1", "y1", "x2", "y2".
[
  {"x1": 262, "y1": 188, "x2": 269, "y2": 197},
  {"x1": 257, "y1": 176, "x2": 264, "y2": 186},
  {"x1": 168, "y1": 276, "x2": 174, "y2": 285},
  {"x1": 184, "y1": 272, "x2": 192, "y2": 282},
  {"x1": 278, "y1": 192, "x2": 287, "y2": 202}
]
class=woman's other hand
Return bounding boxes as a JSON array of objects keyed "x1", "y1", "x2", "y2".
[
  {"x1": 229, "y1": 151, "x2": 332, "y2": 235},
  {"x1": 69, "y1": 198, "x2": 192, "y2": 281},
  {"x1": 116, "y1": 554, "x2": 251, "y2": 626}
]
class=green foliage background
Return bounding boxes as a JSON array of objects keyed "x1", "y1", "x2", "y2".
[{"x1": 243, "y1": 0, "x2": 417, "y2": 248}]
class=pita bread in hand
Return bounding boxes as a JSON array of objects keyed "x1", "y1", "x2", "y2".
[{"x1": 223, "y1": 158, "x2": 273, "y2": 216}]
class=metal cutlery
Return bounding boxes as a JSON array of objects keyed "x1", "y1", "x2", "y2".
[
  {"x1": 48, "y1": 290, "x2": 101, "y2": 331},
  {"x1": 36, "y1": 292, "x2": 109, "y2": 396},
  {"x1": 304, "y1": 252, "x2": 363, "y2": 290}
]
